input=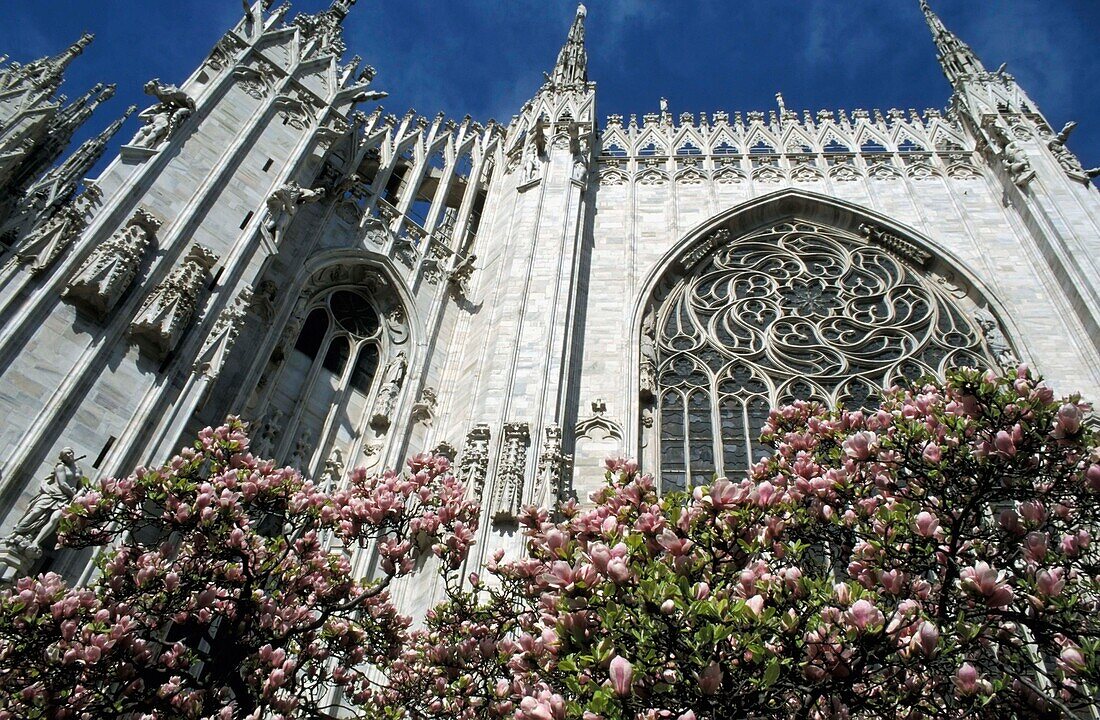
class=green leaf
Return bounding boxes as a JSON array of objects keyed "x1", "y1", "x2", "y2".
[{"x1": 763, "y1": 659, "x2": 780, "y2": 686}]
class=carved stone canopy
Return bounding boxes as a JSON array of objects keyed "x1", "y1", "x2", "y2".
[
  {"x1": 65, "y1": 208, "x2": 161, "y2": 319},
  {"x1": 130, "y1": 244, "x2": 219, "y2": 358}
]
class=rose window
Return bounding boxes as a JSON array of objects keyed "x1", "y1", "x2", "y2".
[{"x1": 646, "y1": 220, "x2": 1006, "y2": 493}]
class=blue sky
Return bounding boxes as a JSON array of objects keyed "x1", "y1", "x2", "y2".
[{"x1": 3, "y1": 1, "x2": 1098, "y2": 180}]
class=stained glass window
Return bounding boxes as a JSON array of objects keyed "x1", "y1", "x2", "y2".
[{"x1": 647, "y1": 220, "x2": 1004, "y2": 490}]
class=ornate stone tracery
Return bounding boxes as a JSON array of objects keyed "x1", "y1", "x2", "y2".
[
  {"x1": 131, "y1": 244, "x2": 219, "y2": 357},
  {"x1": 491, "y1": 422, "x2": 530, "y2": 525},
  {"x1": 241, "y1": 260, "x2": 411, "y2": 472},
  {"x1": 459, "y1": 424, "x2": 491, "y2": 501},
  {"x1": 645, "y1": 218, "x2": 1010, "y2": 492},
  {"x1": 65, "y1": 208, "x2": 161, "y2": 318}
]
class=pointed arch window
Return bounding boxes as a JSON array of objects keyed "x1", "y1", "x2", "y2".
[
  {"x1": 253, "y1": 284, "x2": 398, "y2": 474},
  {"x1": 643, "y1": 219, "x2": 1006, "y2": 492}
]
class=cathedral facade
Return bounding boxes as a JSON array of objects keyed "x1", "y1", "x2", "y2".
[{"x1": 0, "y1": 1, "x2": 1098, "y2": 611}]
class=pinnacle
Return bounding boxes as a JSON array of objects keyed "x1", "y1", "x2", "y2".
[{"x1": 329, "y1": 0, "x2": 356, "y2": 21}]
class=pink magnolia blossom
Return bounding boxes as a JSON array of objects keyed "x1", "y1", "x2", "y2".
[
  {"x1": 609, "y1": 655, "x2": 633, "y2": 696},
  {"x1": 697, "y1": 661, "x2": 723, "y2": 694},
  {"x1": 913, "y1": 511, "x2": 939, "y2": 538},
  {"x1": 960, "y1": 562, "x2": 1015, "y2": 607},
  {"x1": 953, "y1": 662, "x2": 980, "y2": 695}
]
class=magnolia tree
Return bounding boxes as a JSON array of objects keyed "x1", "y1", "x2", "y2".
[
  {"x1": 2, "y1": 367, "x2": 1099, "y2": 720},
  {"x1": 381, "y1": 366, "x2": 1100, "y2": 720},
  {"x1": 0, "y1": 418, "x2": 479, "y2": 719}
]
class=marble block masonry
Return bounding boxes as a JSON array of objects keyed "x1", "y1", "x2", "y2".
[{"x1": 0, "y1": 1, "x2": 1097, "y2": 614}]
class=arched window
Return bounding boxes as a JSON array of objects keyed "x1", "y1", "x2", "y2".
[
  {"x1": 643, "y1": 220, "x2": 1006, "y2": 491},
  {"x1": 251, "y1": 281, "x2": 404, "y2": 476}
]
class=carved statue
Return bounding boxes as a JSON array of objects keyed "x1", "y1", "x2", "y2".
[
  {"x1": 974, "y1": 306, "x2": 1018, "y2": 368},
  {"x1": 410, "y1": 386, "x2": 438, "y2": 425},
  {"x1": 639, "y1": 315, "x2": 658, "y2": 402},
  {"x1": 572, "y1": 155, "x2": 588, "y2": 183},
  {"x1": 1001, "y1": 140, "x2": 1034, "y2": 188},
  {"x1": 321, "y1": 448, "x2": 344, "y2": 489},
  {"x1": 129, "y1": 79, "x2": 195, "y2": 150},
  {"x1": 263, "y1": 181, "x2": 326, "y2": 242},
  {"x1": 521, "y1": 137, "x2": 541, "y2": 183},
  {"x1": 447, "y1": 252, "x2": 477, "y2": 294},
  {"x1": 370, "y1": 351, "x2": 408, "y2": 429},
  {"x1": 5, "y1": 448, "x2": 84, "y2": 556}
]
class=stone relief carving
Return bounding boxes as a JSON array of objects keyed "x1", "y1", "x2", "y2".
[
  {"x1": 362, "y1": 441, "x2": 383, "y2": 460},
  {"x1": 383, "y1": 307, "x2": 409, "y2": 346},
  {"x1": 422, "y1": 242, "x2": 452, "y2": 285},
  {"x1": 491, "y1": 422, "x2": 530, "y2": 525},
  {"x1": 639, "y1": 312, "x2": 658, "y2": 402},
  {"x1": 459, "y1": 424, "x2": 491, "y2": 501},
  {"x1": 534, "y1": 423, "x2": 571, "y2": 508},
  {"x1": 233, "y1": 60, "x2": 279, "y2": 100},
  {"x1": 65, "y1": 208, "x2": 161, "y2": 318},
  {"x1": 362, "y1": 216, "x2": 389, "y2": 246},
  {"x1": 206, "y1": 32, "x2": 246, "y2": 71},
  {"x1": 369, "y1": 351, "x2": 407, "y2": 430},
  {"x1": 576, "y1": 399, "x2": 624, "y2": 442},
  {"x1": 263, "y1": 181, "x2": 325, "y2": 242},
  {"x1": 410, "y1": 386, "x2": 437, "y2": 426},
  {"x1": 2, "y1": 448, "x2": 84, "y2": 564},
  {"x1": 250, "y1": 408, "x2": 284, "y2": 459},
  {"x1": 321, "y1": 448, "x2": 344, "y2": 490},
  {"x1": 194, "y1": 285, "x2": 253, "y2": 380},
  {"x1": 288, "y1": 433, "x2": 313, "y2": 471},
  {"x1": 14, "y1": 186, "x2": 100, "y2": 276},
  {"x1": 275, "y1": 90, "x2": 322, "y2": 130},
  {"x1": 1001, "y1": 140, "x2": 1035, "y2": 188},
  {"x1": 128, "y1": 79, "x2": 195, "y2": 150},
  {"x1": 131, "y1": 244, "x2": 219, "y2": 357}
]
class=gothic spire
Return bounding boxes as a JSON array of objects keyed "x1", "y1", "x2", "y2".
[
  {"x1": 549, "y1": 4, "x2": 588, "y2": 89},
  {"x1": 0, "y1": 33, "x2": 92, "y2": 95},
  {"x1": 291, "y1": 0, "x2": 356, "y2": 58},
  {"x1": 919, "y1": 0, "x2": 986, "y2": 84},
  {"x1": 31, "y1": 33, "x2": 94, "y2": 92},
  {"x1": 51, "y1": 83, "x2": 115, "y2": 135},
  {"x1": 28, "y1": 104, "x2": 135, "y2": 207}
]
